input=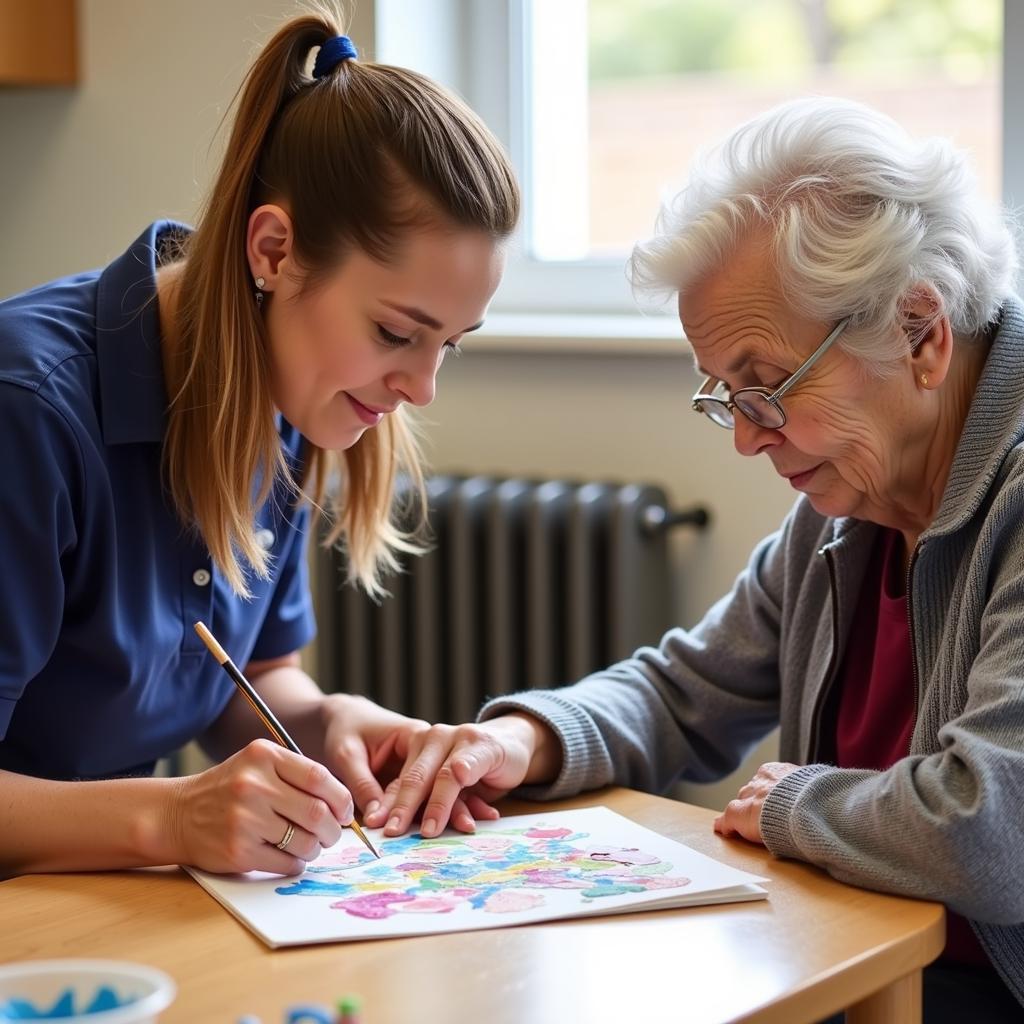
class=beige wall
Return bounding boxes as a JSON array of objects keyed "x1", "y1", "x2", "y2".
[
  {"x1": 0, "y1": 1, "x2": 789, "y2": 809},
  {"x1": 0, "y1": 0, "x2": 376, "y2": 295}
]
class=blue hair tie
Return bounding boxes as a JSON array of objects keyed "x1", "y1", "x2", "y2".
[{"x1": 312, "y1": 35, "x2": 358, "y2": 79}]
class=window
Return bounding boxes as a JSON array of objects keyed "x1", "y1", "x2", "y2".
[
  {"x1": 379, "y1": 0, "x2": 1013, "y2": 319},
  {"x1": 564, "y1": 0, "x2": 1001, "y2": 260}
]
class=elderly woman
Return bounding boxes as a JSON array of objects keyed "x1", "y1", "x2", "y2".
[{"x1": 359, "y1": 98, "x2": 1024, "y2": 1018}]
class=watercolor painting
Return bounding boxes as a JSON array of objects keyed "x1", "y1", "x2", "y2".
[
  {"x1": 275, "y1": 823, "x2": 694, "y2": 918},
  {"x1": 186, "y1": 806, "x2": 768, "y2": 947}
]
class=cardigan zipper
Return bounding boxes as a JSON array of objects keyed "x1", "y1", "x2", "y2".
[
  {"x1": 905, "y1": 541, "x2": 924, "y2": 744},
  {"x1": 807, "y1": 545, "x2": 843, "y2": 761}
]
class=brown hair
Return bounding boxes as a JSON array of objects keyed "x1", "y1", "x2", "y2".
[{"x1": 164, "y1": 6, "x2": 520, "y2": 598}]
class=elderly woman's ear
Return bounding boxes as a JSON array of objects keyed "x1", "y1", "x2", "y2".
[{"x1": 901, "y1": 284, "x2": 954, "y2": 389}]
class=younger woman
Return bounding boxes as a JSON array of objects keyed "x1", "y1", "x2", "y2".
[{"x1": 0, "y1": 9, "x2": 518, "y2": 876}]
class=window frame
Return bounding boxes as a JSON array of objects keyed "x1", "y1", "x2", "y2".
[{"x1": 376, "y1": 0, "x2": 1022, "y2": 319}]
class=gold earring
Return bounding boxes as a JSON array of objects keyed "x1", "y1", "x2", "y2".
[{"x1": 920, "y1": 373, "x2": 929, "y2": 387}]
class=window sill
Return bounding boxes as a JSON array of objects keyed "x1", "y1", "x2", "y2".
[{"x1": 471, "y1": 313, "x2": 689, "y2": 356}]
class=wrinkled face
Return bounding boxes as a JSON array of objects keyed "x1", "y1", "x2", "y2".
[
  {"x1": 680, "y1": 235, "x2": 924, "y2": 523},
  {"x1": 263, "y1": 227, "x2": 504, "y2": 450}
]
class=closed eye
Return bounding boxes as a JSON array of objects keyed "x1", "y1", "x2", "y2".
[
  {"x1": 378, "y1": 324, "x2": 464, "y2": 357},
  {"x1": 377, "y1": 324, "x2": 413, "y2": 346},
  {"x1": 753, "y1": 362, "x2": 790, "y2": 390},
  {"x1": 738, "y1": 371, "x2": 787, "y2": 393}
]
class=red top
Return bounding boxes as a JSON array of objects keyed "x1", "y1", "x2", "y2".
[{"x1": 835, "y1": 527, "x2": 989, "y2": 968}]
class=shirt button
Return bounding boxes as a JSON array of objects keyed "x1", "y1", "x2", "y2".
[
  {"x1": 192, "y1": 568, "x2": 212, "y2": 587},
  {"x1": 256, "y1": 528, "x2": 275, "y2": 549}
]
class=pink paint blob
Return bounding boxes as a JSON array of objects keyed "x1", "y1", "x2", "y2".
[
  {"x1": 521, "y1": 869, "x2": 589, "y2": 888},
  {"x1": 640, "y1": 875, "x2": 692, "y2": 890},
  {"x1": 330, "y1": 891, "x2": 416, "y2": 919},
  {"x1": 397, "y1": 896, "x2": 463, "y2": 914},
  {"x1": 483, "y1": 890, "x2": 547, "y2": 914},
  {"x1": 313, "y1": 847, "x2": 373, "y2": 869}
]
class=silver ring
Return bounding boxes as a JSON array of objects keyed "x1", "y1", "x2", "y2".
[{"x1": 275, "y1": 822, "x2": 296, "y2": 852}]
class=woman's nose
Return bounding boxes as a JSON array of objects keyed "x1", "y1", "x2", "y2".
[
  {"x1": 386, "y1": 351, "x2": 440, "y2": 408},
  {"x1": 733, "y1": 411, "x2": 781, "y2": 457}
]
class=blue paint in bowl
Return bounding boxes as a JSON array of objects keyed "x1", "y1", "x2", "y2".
[{"x1": 0, "y1": 962, "x2": 175, "y2": 1024}]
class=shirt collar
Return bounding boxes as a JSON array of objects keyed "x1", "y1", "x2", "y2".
[{"x1": 95, "y1": 220, "x2": 191, "y2": 445}]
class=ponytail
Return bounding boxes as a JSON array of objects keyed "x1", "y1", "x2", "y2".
[{"x1": 165, "y1": 6, "x2": 519, "y2": 599}]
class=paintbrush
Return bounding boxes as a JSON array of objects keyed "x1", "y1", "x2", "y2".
[{"x1": 193, "y1": 620, "x2": 380, "y2": 859}]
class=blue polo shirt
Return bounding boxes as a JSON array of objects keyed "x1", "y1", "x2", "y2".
[{"x1": 0, "y1": 222, "x2": 317, "y2": 780}]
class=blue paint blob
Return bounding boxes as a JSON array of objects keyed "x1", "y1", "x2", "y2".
[
  {"x1": 376, "y1": 836, "x2": 424, "y2": 857},
  {"x1": 466, "y1": 885, "x2": 501, "y2": 909},
  {"x1": 83, "y1": 987, "x2": 120, "y2": 1014},
  {"x1": 274, "y1": 878, "x2": 355, "y2": 897},
  {"x1": 434, "y1": 863, "x2": 479, "y2": 881},
  {"x1": 48, "y1": 992, "x2": 74, "y2": 1018},
  {"x1": 1, "y1": 996, "x2": 41, "y2": 1019},
  {"x1": 580, "y1": 880, "x2": 647, "y2": 898},
  {"x1": 0, "y1": 984, "x2": 134, "y2": 1019}
]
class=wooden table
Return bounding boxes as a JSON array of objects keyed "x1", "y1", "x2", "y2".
[{"x1": 0, "y1": 788, "x2": 944, "y2": 1024}]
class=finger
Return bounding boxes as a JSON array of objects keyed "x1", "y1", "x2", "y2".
[
  {"x1": 384, "y1": 735, "x2": 461, "y2": 836},
  {"x1": 273, "y1": 753, "x2": 353, "y2": 847},
  {"x1": 469, "y1": 779, "x2": 508, "y2": 804},
  {"x1": 367, "y1": 772, "x2": 406, "y2": 827},
  {"x1": 274, "y1": 749, "x2": 354, "y2": 821},
  {"x1": 464, "y1": 792, "x2": 501, "y2": 821},
  {"x1": 269, "y1": 785, "x2": 344, "y2": 849},
  {"x1": 447, "y1": 796, "x2": 476, "y2": 835},
  {"x1": 447, "y1": 741, "x2": 505, "y2": 789},
  {"x1": 266, "y1": 817, "x2": 322, "y2": 864},
  {"x1": 416, "y1": 738, "x2": 507, "y2": 838},
  {"x1": 713, "y1": 808, "x2": 742, "y2": 837},
  {"x1": 717, "y1": 800, "x2": 745, "y2": 836},
  {"x1": 332, "y1": 741, "x2": 387, "y2": 824},
  {"x1": 249, "y1": 845, "x2": 308, "y2": 876},
  {"x1": 362, "y1": 729, "x2": 432, "y2": 828},
  {"x1": 719, "y1": 798, "x2": 763, "y2": 844}
]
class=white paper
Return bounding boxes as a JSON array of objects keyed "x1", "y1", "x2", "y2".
[{"x1": 185, "y1": 806, "x2": 768, "y2": 948}]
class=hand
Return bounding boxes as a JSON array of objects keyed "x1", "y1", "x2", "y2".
[
  {"x1": 713, "y1": 761, "x2": 802, "y2": 845},
  {"x1": 317, "y1": 694, "x2": 430, "y2": 823},
  {"x1": 367, "y1": 714, "x2": 553, "y2": 839},
  {"x1": 169, "y1": 739, "x2": 354, "y2": 875}
]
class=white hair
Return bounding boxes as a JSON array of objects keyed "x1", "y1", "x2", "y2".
[{"x1": 629, "y1": 96, "x2": 1018, "y2": 366}]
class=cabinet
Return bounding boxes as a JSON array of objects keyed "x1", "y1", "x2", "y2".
[{"x1": 0, "y1": 0, "x2": 77, "y2": 86}]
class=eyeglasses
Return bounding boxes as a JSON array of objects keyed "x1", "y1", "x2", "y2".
[{"x1": 691, "y1": 317, "x2": 851, "y2": 430}]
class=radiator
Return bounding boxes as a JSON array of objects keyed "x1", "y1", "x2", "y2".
[{"x1": 314, "y1": 475, "x2": 709, "y2": 724}]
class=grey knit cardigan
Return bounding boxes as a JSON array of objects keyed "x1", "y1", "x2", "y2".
[{"x1": 481, "y1": 298, "x2": 1024, "y2": 1004}]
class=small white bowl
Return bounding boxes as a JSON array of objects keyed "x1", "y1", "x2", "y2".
[{"x1": 0, "y1": 960, "x2": 176, "y2": 1023}]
